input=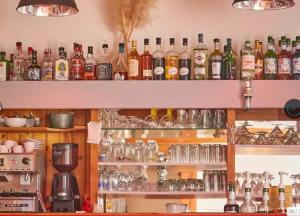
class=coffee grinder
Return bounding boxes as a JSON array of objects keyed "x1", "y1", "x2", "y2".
[{"x1": 50, "y1": 143, "x2": 80, "y2": 212}]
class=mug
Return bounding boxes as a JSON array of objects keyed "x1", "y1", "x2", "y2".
[
  {"x1": 0, "y1": 145, "x2": 9, "y2": 153},
  {"x1": 24, "y1": 141, "x2": 35, "y2": 153},
  {"x1": 13, "y1": 145, "x2": 24, "y2": 153}
]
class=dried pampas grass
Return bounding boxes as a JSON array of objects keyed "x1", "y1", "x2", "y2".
[{"x1": 104, "y1": 0, "x2": 158, "y2": 58}]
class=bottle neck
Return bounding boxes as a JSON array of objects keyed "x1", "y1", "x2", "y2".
[
  {"x1": 296, "y1": 42, "x2": 300, "y2": 50},
  {"x1": 281, "y1": 43, "x2": 287, "y2": 51},
  {"x1": 227, "y1": 191, "x2": 237, "y2": 204},
  {"x1": 214, "y1": 42, "x2": 220, "y2": 51},
  {"x1": 268, "y1": 42, "x2": 274, "y2": 51},
  {"x1": 156, "y1": 44, "x2": 162, "y2": 51},
  {"x1": 144, "y1": 45, "x2": 150, "y2": 53},
  {"x1": 169, "y1": 44, "x2": 175, "y2": 50},
  {"x1": 244, "y1": 188, "x2": 252, "y2": 201},
  {"x1": 183, "y1": 44, "x2": 188, "y2": 52}
]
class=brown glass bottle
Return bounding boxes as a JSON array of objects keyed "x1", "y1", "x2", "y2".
[
  {"x1": 128, "y1": 40, "x2": 141, "y2": 80},
  {"x1": 70, "y1": 44, "x2": 84, "y2": 80},
  {"x1": 141, "y1": 38, "x2": 153, "y2": 80},
  {"x1": 278, "y1": 39, "x2": 292, "y2": 80},
  {"x1": 254, "y1": 40, "x2": 264, "y2": 80}
]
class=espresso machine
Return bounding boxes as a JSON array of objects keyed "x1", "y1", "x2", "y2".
[
  {"x1": 50, "y1": 143, "x2": 80, "y2": 212},
  {"x1": 0, "y1": 151, "x2": 46, "y2": 212}
]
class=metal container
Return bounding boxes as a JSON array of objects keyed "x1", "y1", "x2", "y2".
[
  {"x1": 52, "y1": 143, "x2": 78, "y2": 172},
  {"x1": 48, "y1": 112, "x2": 74, "y2": 129},
  {"x1": 165, "y1": 203, "x2": 188, "y2": 213}
]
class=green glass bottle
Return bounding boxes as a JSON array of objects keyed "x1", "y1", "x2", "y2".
[
  {"x1": 222, "y1": 39, "x2": 237, "y2": 80},
  {"x1": 264, "y1": 37, "x2": 277, "y2": 80},
  {"x1": 0, "y1": 52, "x2": 9, "y2": 81}
]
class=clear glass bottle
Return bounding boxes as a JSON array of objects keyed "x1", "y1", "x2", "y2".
[
  {"x1": 0, "y1": 52, "x2": 9, "y2": 81},
  {"x1": 179, "y1": 38, "x2": 191, "y2": 80},
  {"x1": 264, "y1": 37, "x2": 277, "y2": 80},
  {"x1": 193, "y1": 33, "x2": 209, "y2": 80},
  {"x1": 97, "y1": 43, "x2": 112, "y2": 80},
  {"x1": 224, "y1": 182, "x2": 240, "y2": 213},
  {"x1": 41, "y1": 48, "x2": 54, "y2": 81},
  {"x1": 27, "y1": 51, "x2": 41, "y2": 81},
  {"x1": 70, "y1": 44, "x2": 84, "y2": 80},
  {"x1": 257, "y1": 172, "x2": 271, "y2": 213},
  {"x1": 12, "y1": 42, "x2": 25, "y2": 81},
  {"x1": 209, "y1": 38, "x2": 223, "y2": 80},
  {"x1": 292, "y1": 36, "x2": 300, "y2": 80},
  {"x1": 165, "y1": 38, "x2": 179, "y2": 80},
  {"x1": 113, "y1": 43, "x2": 128, "y2": 80},
  {"x1": 153, "y1": 38, "x2": 165, "y2": 80},
  {"x1": 26, "y1": 47, "x2": 33, "y2": 75},
  {"x1": 240, "y1": 187, "x2": 256, "y2": 212},
  {"x1": 254, "y1": 40, "x2": 264, "y2": 80},
  {"x1": 84, "y1": 46, "x2": 97, "y2": 80},
  {"x1": 141, "y1": 38, "x2": 153, "y2": 80},
  {"x1": 241, "y1": 41, "x2": 255, "y2": 80},
  {"x1": 54, "y1": 47, "x2": 69, "y2": 81},
  {"x1": 278, "y1": 38, "x2": 292, "y2": 80},
  {"x1": 128, "y1": 40, "x2": 141, "y2": 80}
]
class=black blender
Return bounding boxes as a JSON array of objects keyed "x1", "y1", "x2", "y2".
[{"x1": 50, "y1": 143, "x2": 80, "y2": 212}]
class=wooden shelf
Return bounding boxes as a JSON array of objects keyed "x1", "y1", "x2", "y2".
[
  {"x1": 235, "y1": 144, "x2": 300, "y2": 155},
  {"x1": 0, "y1": 126, "x2": 86, "y2": 133},
  {"x1": 98, "y1": 161, "x2": 227, "y2": 170},
  {"x1": 0, "y1": 81, "x2": 299, "y2": 109}
]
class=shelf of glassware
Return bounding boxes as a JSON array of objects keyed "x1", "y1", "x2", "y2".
[
  {"x1": 101, "y1": 128, "x2": 227, "y2": 141},
  {"x1": 98, "y1": 190, "x2": 226, "y2": 198},
  {"x1": 98, "y1": 161, "x2": 227, "y2": 170},
  {"x1": 235, "y1": 144, "x2": 300, "y2": 155}
]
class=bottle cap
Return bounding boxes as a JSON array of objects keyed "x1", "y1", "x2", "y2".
[
  {"x1": 267, "y1": 36, "x2": 273, "y2": 42},
  {"x1": 214, "y1": 38, "x2": 220, "y2": 43},
  {"x1": 32, "y1": 50, "x2": 37, "y2": 57},
  {"x1": 156, "y1": 38, "x2": 162, "y2": 45},
  {"x1": 102, "y1": 43, "x2": 108, "y2": 49},
  {"x1": 198, "y1": 33, "x2": 203, "y2": 43},
  {"x1": 170, "y1": 38, "x2": 175, "y2": 45},
  {"x1": 296, "y1": 36, "x2": 300, "y2": 42},
  {"x1": 16, "y1": 42, "x2": 22, "y2": 48},
  {"x1": 131, "y1": 40, "x2": 137, "y2": 48},
  {"x1": 144, "y1": 38, "x2": 150, "y2": 45},
  {"x1": 59, "y1": 47, "x2": 65, "y2": 53},
  {"x1": 0, "y1": 52, "x2": 5, "y2": 57},
  {"x1": 183, "y1": 38, "x2": 188, "y2": 45},
  {"x1": 88, "y1": 46, "x2": 93, "y2": 53},
  {"x1": 28, "y1": 47, "x2": 33, "y2": 53}
]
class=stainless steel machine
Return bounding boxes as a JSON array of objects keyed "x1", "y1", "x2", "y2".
[{"x1": 0, "y1": 152, "x2": 46, "y2": 212}]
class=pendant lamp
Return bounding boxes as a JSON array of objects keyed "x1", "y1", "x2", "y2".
[
  {"x1": 232, "y1": 0, "x2": 295, "y2": 10},
  {"x1": 16, "y1": 0, "x2": 79, "y2": 17}
]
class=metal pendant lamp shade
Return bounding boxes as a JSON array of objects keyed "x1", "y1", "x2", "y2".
[
  {"x1": 232, "y1": 0, "x2": 295, "y2": 10},
  {"x1": 16, "y1": 0, "x2": 79, "y2": 17}
]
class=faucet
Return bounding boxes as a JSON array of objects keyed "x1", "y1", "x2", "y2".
[{"x1": 243, "y1": 78, "x2": 253, "y2": 111}]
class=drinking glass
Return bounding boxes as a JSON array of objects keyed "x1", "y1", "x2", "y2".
[
  {"x1": 174, "y1": 109, "x2": 188, "y2": 128},
  {"x1": 188, "y1": 109, "x2": 199, "y2": 128},
  {"x1": 199, "y1": 110, "x2": 213, "y2": 129},
  {"x1": 189, "y1": 145, "x2": 199, "y2": 163},
  {"x1": 213, "y1": 110, "x2": 226, "y2": 129}
]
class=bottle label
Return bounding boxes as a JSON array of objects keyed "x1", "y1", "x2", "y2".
[
  {"x1": 97, "y1": 63, "x2": 112, "y2": 80},
  {"x1": 255, "y1": 59, "x2": 263, "y2": 76},
  {"x1": 242, "y1": 55, "x2": 255, "y2": 70},
  {"x1": 42, "y1": 65, "x2": 54, "y2": 80},
  {"x1": 154, "y1": 66, "x2": 164, "y2": 75},
  {"x1": 128, "y1": 59, "x2": 139, "y2": 77},
  {"x1": 179, "y1": 67, "x2": 189, "y2": 76},
  {"x1": 212, "y1": 62, "x2": 221, "y2": 79},
  {"x1": 293, "y1": 57, "x2": 300, "y2": 74},
  {"x1": 179, "y1": 59, "x2": 191, "y2": 79},
  {"x1": 167, "y1": 67, "x2": 178, "y2": 76},
  {"x1": 85, "y1": 63, "x2": 95, "y2": 73},
  {"x1": 27, "y1": 68, "x2": 41, "y2": 80},
  {"x1": 279, "y1": 191, "x2": 285, "y2": 201},
  {"x1": 278, "y1": 58, "x2": 291, "y2": 74},
  {"x1": 143, "y1": 69, "x2": 153, "y2": 77},
  {"x1": 0, "y1": 62, "x2": 7, "y2": 81},
  {"x1": 55, "y1": 60, "x2": 69, "y2": 80},
  {"x1": 194, "y1": 52, "x2": 206, "y2": 65},
  {"x1": 71, "y1": 59, "x2": 84, "y2": 79},
  {"x1": 264, "y1": 58, "x2": 277, "y2": 74},
  {"x1": 194, "y1": 67, "x2": 205, "y2": 75}
]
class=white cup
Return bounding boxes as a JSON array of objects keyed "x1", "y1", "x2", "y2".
[
  {"x1": 0, "y1": 145, "x2": 9, "y2": 153},
  {"x1": 4, "y1": 140, "x2": 17, "y2": 152},
  {"x1": 13, "y1": 145, "x2": 24, "y2": 153},
  {"x1": 24, "y1": 141, "x2": 35, "y2": 153}
]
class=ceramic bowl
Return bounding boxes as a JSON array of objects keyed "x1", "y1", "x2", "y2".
[{"x1": 5, "y1": 118, "x2": 27, "y2": 127}]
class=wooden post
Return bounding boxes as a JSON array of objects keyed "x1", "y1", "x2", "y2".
[{"x1": 227, "y1": 109, "x2": 236, "y2": 183}]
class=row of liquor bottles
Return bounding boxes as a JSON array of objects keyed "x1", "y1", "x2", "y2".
[{"x1": 1, "y1": 34, "x2": 300, "y2": 81}]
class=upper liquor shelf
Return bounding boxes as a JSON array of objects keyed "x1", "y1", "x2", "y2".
[{"x1": 0, "y1": 80, "x2": 299, "y2": 109}]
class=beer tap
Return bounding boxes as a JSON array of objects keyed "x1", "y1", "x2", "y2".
[{"x1": 243, "y1": 78, "x2": 253, "y2": 111}]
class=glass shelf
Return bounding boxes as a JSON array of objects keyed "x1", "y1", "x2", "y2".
[
  {"x1": 235, "y1": 144, "x2": 300, "y2": 155},
  {"x1": 98, "y1": 161, "x2": 227, "y2": 170}
]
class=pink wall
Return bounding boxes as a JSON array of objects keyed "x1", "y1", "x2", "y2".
[{"x1": 0, "y1": 0, "x2": 300, "y2": 58}]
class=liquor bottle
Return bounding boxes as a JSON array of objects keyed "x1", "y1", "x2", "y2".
[
  {"x1": 292, "y1": 36, "x2": 300, "y2": 80},
  {"x1": 292, "y1": 40, "x2": 296, "y2": 55},
  {"x1": 287, "y1": 38, "x2": 292, "y2": 54},
  {"x1": 222, "y1": 39, "x2": 237, "y2": 80},
  {"x1": 141, "y1": 38, "x2": 153, "y2": 80},
  {"x1": 278, "y1": 38, "x2": 292, "y2": 80},
  {"x1": 97, "y1": 43, "x2": 112, "y2": 80},
  {"x1": 26, "y1": 47, "x2": 33, "y2": 73},
  {"x1": 8, "y1": 54, "x2": 14, "y2": 81},
  {"x1": 0, "y1": 52, "x2": 9, "y2": 81},
  {"x1": 70, "y1": 44, "x2": 84, "y2": 80},
  {"x1": 274, "y1": 172, "x2": 288, "y2": 213},
  {"x1": 27, "y1": 51, "x2": 41, "y2": 81},
  {"x1": 153, "y1": 38, "x2": 165, "y2": 80},
  {"x1": 224, "y1": 182, "x2": 240, "y2": 213},
  {"x1": 193, "y1": 33, "x2": 209, "y2": 80},
  {"x1": 179, "y1": 38, "x2": 191, "y2": 80},
  {"x1": 241, "y1": 41, "x2": 255, "y2": 80},
  {"x1": 84, "y1": 46, "x2": 96, "y2": 80},
  {"x1": 113, "y1": 43, "x2": 128, "y2": 80},
  {"x1": 264, "y1": 37, "x2": 277, "y2": 80},
  {"x1": 165, "y1": 38, "x2": 179, "y2": 80},
  {"x1": 54, "y1": 47, "x2": 69, "y2": 81},
  {"x1": 128, "y1": 40, "x2": 141, "y2": 80},
  {"x1": 209, "y1": 38, "x2": 223, "y2": 80},
  {"x1": 12, "y1": 42, "x2": 25, "y2": 81},
  {"x1": 41, "y1": 48, "x2": 54, "y2": 81},
  {"x1": 254, "y1": 40, "x2": 264, "y2": 80},
  {"x1": 257, "y1": 172, "x2": 271, "y2": 213},
  {"x1": 240, "y1": 172, "x2": 256, "y2": 213}
]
